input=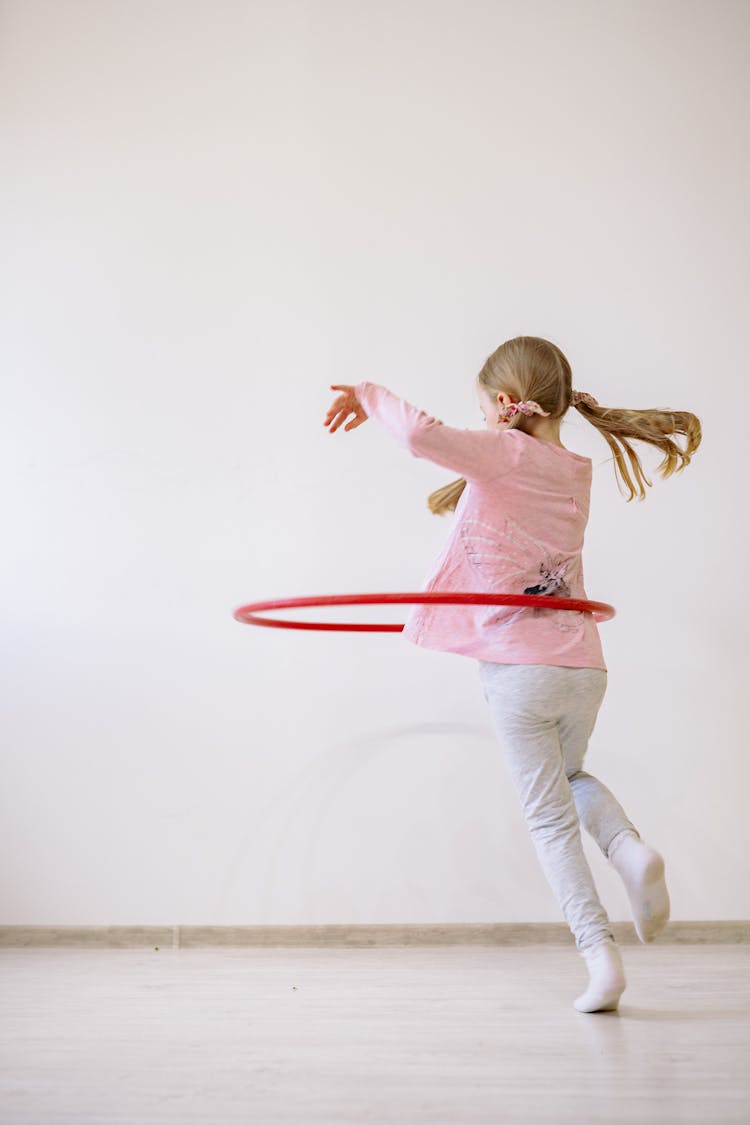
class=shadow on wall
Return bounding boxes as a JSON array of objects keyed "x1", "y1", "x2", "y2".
[{"x1": 213, "y1": 721, "x2": 498, "y2": 918}]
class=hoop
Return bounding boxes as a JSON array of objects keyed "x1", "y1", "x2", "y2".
[{"x1": 232, "y1": 592, "x2": 616, "y2": 632}]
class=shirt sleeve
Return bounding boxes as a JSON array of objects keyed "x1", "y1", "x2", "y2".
[{"x1": 354, "y1": 381, "x2": 520, "y2": 482}]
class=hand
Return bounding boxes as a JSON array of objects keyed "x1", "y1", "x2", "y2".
[{"x1": 323, "y1": 384, "x2": 368, "y2": 433}]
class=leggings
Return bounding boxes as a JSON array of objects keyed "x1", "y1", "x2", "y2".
[{"x1": 478, "y1": 661, "x2": 639, "y2": 954}]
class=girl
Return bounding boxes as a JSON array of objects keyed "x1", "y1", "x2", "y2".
[{"x1": 322, "y1": 335, "x2": 701, "y2": 1014}]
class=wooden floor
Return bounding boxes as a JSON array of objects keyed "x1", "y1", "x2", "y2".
[{"x1": 1, "y1": 944, "x2": 748, "y2": 1124}]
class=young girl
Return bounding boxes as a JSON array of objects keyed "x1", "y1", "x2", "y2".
[{"x1": 322, "y1": 334, "x2": 702, "y2": 1014}]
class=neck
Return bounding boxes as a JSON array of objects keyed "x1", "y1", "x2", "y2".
[{"x1": 518, "y1": 416, "x2": 565, "y2": 448}]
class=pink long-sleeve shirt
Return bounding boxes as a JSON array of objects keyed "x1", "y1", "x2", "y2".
[{"x1": 354, "y1": 381, "x2": 607, "y2": 671}]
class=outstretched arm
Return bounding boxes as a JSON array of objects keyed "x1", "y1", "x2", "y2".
[{"x1": 323, "y1": 381, "x2": 517, "y2": 483}]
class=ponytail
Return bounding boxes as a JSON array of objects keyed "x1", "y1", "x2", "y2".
[{"x1": 573, "y1": 399, "x2": 702, "y2": 501}]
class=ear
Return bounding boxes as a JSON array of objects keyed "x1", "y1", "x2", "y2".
[{"x1": 496, "y1": 391, "x2": 514, "y2": 406}]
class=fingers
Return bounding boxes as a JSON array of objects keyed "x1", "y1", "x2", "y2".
[
  {"x1": 324, "y1": 392, "x2": 351, "y2": 414},
  {"x1": 324, "y1": 385, "x2": 365, "y2": 433},
  {"x1": 327, "y1": 410, "x2": 352, "y2": 433},
  {"x1": 323, "y1": 396, "x2": 348, "y2": 428},
  {"x1": 324, "y1": 400, "x2": 352, "y2": 429}
]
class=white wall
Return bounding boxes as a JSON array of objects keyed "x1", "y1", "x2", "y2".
[{"x1": 2, "y1": 0, "x2": 747, "y2": 927}]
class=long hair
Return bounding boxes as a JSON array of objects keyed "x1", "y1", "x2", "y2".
[{"x1": 427, "y1": 335, "x2": 702, "y2": 515}]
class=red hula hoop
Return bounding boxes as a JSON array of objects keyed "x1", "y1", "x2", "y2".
[{"x1": 233, "y1": 592, "x2": 616, "y2": 632}]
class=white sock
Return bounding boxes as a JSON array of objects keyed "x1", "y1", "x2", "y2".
[
  {"x1": 574, "y1": 937, "x2": 626, "y2": 1013},
  {"x1": 608, "y1": 830, "x2": 671, "y2": 943}
]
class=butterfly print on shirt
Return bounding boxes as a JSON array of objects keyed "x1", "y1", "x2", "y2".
[{"x1": 459, "y1": 516, "x2": 585, "y2": 634}]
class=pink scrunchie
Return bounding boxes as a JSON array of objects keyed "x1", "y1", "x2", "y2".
[
  {"x1": 498, "y1": 400, "x2": 551, "y2": 422},
  {"x1": 571, "y1": 390, "x2": 599, "y2": 408}
]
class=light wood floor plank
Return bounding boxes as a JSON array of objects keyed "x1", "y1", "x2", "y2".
[{"x1": 1, "y1": 945, "x2": 748, "y2": 1123}]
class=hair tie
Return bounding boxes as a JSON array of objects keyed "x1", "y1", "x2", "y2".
[
  {"x1": 497, "y1": 400, "x2": 551, "y2": 423},
  {"x1": 571, "y1": 390, "x2": 599, "y2": 408}
]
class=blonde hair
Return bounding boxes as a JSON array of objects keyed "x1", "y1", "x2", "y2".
[{"x1": 427, "y1": 335, "x2": 702, "y2": 515}]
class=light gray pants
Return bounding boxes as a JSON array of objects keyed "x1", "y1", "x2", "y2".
[{"x1": 478, "y1": 661, "x2": 639, "y2": 954}]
